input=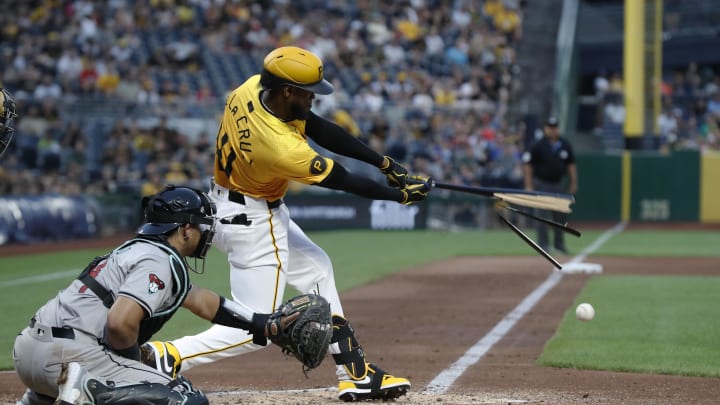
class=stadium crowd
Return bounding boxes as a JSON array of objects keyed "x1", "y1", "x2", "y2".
[
  {"x1": 592, "y1": 61, "x2": 720, "y2": 151},
  {"x1": 0, "y1": 0, "x2": 528, "y2": 197}
]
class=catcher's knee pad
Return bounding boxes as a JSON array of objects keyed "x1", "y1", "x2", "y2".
[
  {"x1": 88, "y1": 377, "x2": 208, "y2": 405},
  {"x1": 331, "y1": 315, "x2": 368, "y2": 379}
]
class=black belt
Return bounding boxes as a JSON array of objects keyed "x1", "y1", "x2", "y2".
[
  {"x1": 29, "y1": 317, "x2": 75, "y2": 340},
  {"x1": 227, "y1": 189, "x2": 283, "y2": 209}
]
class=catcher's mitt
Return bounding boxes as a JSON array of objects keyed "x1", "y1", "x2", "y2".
[{"x1": 266, "y1": 294, "x2": 332, "y2": 374}]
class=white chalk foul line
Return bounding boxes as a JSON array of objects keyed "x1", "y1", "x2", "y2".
[
  {"x1": 208, "y1": 387, "x2": 336, "y2": 396},
  {"x1": 422, "y1": 222, "x2": 626, "y2": 395},
  {"x1": 0, "y1": 269, "x2": 79, "y2": 288},
  {"x1": 422, "y1": 271, "x2": 563, "y2": 394}
]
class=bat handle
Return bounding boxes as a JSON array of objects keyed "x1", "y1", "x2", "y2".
[{"x1": 407, "y1": 175, "x2": 434, "y2": 188}]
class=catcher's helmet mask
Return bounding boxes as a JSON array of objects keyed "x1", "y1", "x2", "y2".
[
  {"x1": 260, "y1": 46, "x2": 334, "y2": 95},
  {"x1": 0, "y1": 88, "x2": 18, "y2": 158},
  {"x1": 138, "y1": 185, "x2": 217, "y2": 262}
]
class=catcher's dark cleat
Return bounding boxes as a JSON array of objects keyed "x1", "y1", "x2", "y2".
[{"x1": 338, "y1": 363, "x2": 410, "y2": 402}]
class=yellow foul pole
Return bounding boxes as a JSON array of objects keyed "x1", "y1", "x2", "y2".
[
  {"x1": 623, "y1": 0, "x2": 645, "y2": 149},
  {"x1": 652, "y1": 0, "x2": 663, "y2": 135}
]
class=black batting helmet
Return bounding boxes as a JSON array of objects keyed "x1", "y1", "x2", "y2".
[{"x1": 0, "y1": 88, "x2": 18, "y2": 158}]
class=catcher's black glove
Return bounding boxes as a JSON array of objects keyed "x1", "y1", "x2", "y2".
[
  {"x1": 380, "y1": 156, "x2": 408, "y2": 188},
  {"x1": 266, "y1": 294, "x2": 332, "y2": 375}
]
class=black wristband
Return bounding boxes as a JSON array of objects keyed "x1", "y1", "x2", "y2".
[
  {"x1": 113, "y1": 343, "x2": 140, "y2": 361},
  {"x1": 251, "y1": 313, "x2": 270, "y2": 346},
  {"x1": 213, "y1": 296, "x2": 269, "y2": 346},
  {"x1": 211, "y1": 296, "x2": 229, "y2": 324}
]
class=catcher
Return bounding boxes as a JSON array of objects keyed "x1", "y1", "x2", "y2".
[
  {"x1": 1, "y1": 87, "x2": 17, "y2": 158},
  {"x1": 13, "y1": 185, "x2": 332, "y2": 405}
]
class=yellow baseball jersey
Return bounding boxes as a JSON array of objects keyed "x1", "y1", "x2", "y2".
[{"x1": 213, "y1": 74, "x2": 334, "y2": 201}]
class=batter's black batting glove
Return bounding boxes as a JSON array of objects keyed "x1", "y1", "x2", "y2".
[
  {"x1": 400, "y1": 176, "x2": 432, "y2": 205},
  {"x1": 380, "y1": 156, "x2": 408, "y2": 189}
]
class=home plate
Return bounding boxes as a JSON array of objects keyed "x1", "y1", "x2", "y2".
[{"x1": 561, "y1": 262, "x2": 603, "y2": 274}]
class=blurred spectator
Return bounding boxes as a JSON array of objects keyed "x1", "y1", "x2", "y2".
[
  {"x1": 78, "y1": 59, "x2": 99, "y2": 94},
  {"x1": 166, "y1": 34, "x2": 200, "y2": 69},
  {"x1": 141, "y1": 163, "x2": 165, "y2": 197},
  {"x1": 657, "y1": 105, "x2": 680, "y2": 144},
  {"x1": 608, "y1": 72, "x2": 623, "y2": 94},
  {"x1": 34, "y1": 74, "x2": 63, "y2": 100},
  {"x1": 194, "y1": 82, "x2": 215, "y2": 104},
  {"x1": 37, "y1": 128, "x2": 62, "y2": 172},
  {"x1": 95, "y1": 61, "x2": 121, "y2": 96},
  {"x1": 707, "y1": 91, "x2": 720, "y2": 118},
  {"x1": 165, "y1": 161, "x2": 189, "y2": 185},
  {"x1": 594, "y1": 70, "x2": 610, "y2": 101},
  {"x1": 115, "y1": 68, "x2": 143, "y2": 103},
  {"x1": 57, "y1": 48, "x2": 84, "y2": 83},
  {"x1": 137, "y1": 77, "x2": 161, "y2": 105},
  {"x1": 603, "y1": 93, "x2": 626, "y2": 126}
]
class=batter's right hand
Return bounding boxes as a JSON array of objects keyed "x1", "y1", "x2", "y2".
[
  {"x1": 400, "y1": 176, "x2": 432, "y2": 205},
  {"x1": 380, "y1": 156, "x2": 408, "y2": 189}
]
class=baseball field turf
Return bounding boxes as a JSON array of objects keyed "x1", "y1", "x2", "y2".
[{"x1": 1, "y1": 226, "x2": 719, "y2": 377}]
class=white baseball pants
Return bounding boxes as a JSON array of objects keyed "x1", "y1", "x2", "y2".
[{"x1": 171, "y1": 183, "x2": 344, "y2": 369}]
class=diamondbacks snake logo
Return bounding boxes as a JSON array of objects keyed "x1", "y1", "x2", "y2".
[{"x1": 148, "y1": 273, "x2": 166, "y2": 294}]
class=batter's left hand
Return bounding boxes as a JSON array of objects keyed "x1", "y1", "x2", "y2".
[
  {"x1": 380, "y1": 156, "x2": 408, "y2": 188},
  {"x1": 400, "y1": 176, "x2": 432, "y2": 205}
]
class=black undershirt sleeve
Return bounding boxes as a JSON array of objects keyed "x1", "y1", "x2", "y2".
[
  {"x1": 318, "y1": 162, "x2": 404, "y2": 202},
  {"x1": 305, "y1": 112, "x2": 385, "y2": 167},
  {"x1": 212, "y1": 297, "x2": 269, "y2": 346}
]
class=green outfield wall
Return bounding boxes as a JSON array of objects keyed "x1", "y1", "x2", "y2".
[
  {"x1": 572, "y1": 153, "x2": 623, "y2": 221},
  {"x1": 573, "y1": 150, "x2": 719, "y2": 223}
]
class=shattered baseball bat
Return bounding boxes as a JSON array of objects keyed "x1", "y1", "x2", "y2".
[
  {"x1": 500, "y1": 205, "x2": 581, "y2": 237},
  {"x1": 497, "y1": 214, "x2": 563, "y2": 270},
  {"x1": 409, "y1": 178, "x2": 574, "y2": 213}
]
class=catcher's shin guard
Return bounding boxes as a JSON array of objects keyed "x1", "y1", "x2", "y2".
[
  {"x1": 331, "y1": 315, "x2": 410, "y2": 402},
  {"x1": 85, "y1": 376, "x2": 208, "y2": 405}
]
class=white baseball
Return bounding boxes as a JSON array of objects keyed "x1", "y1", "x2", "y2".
[{"x1": 575, "y1": 303, "x2": 595, "y2": 321}]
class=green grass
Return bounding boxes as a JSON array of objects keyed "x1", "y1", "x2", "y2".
[
  {"x1": 592, "y1": 230, "x2": 720, "y2": 256},
  {"x1": 2, "y1": 227, "x2": 720, "y2": 372},
  {"x1": 539, "y1": 275, "x2": 720, "y2": 377}
]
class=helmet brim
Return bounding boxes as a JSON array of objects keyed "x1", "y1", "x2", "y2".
[
  {"x1": 137, "y1": 222, "x2": 181, "y2": 235},
  {"x1": 294, "y1": 78, "x2": 334, "y2": 95}
]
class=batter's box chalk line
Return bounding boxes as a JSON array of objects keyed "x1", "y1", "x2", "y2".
[{"x1": 560, "y1": 262, "x2": 603, "y2": 274}]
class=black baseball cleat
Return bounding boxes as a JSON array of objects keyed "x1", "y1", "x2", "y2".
[
  {"x1": 141, "y1": 341, "x2": 182, "y2": 379},
  {"x1": 337, "y1": 363, "x2": 410, "y2": 402}
]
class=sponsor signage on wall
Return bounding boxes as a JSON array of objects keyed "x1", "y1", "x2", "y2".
[{"x1": 285, "y1": 194, "x2": 427, "y2": 230}]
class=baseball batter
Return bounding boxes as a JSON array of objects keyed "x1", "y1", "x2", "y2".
[
  {"x1": 13, "y1": 186, "x2": 298, "y2": 405},
  {"x1": 143, "y1": 46, "x2": 431, "y2": 402}
]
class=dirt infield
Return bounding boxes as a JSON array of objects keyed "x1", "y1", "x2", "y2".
[{"x1": 2, "y1": 249, "x2": 719, "y2": 403}]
